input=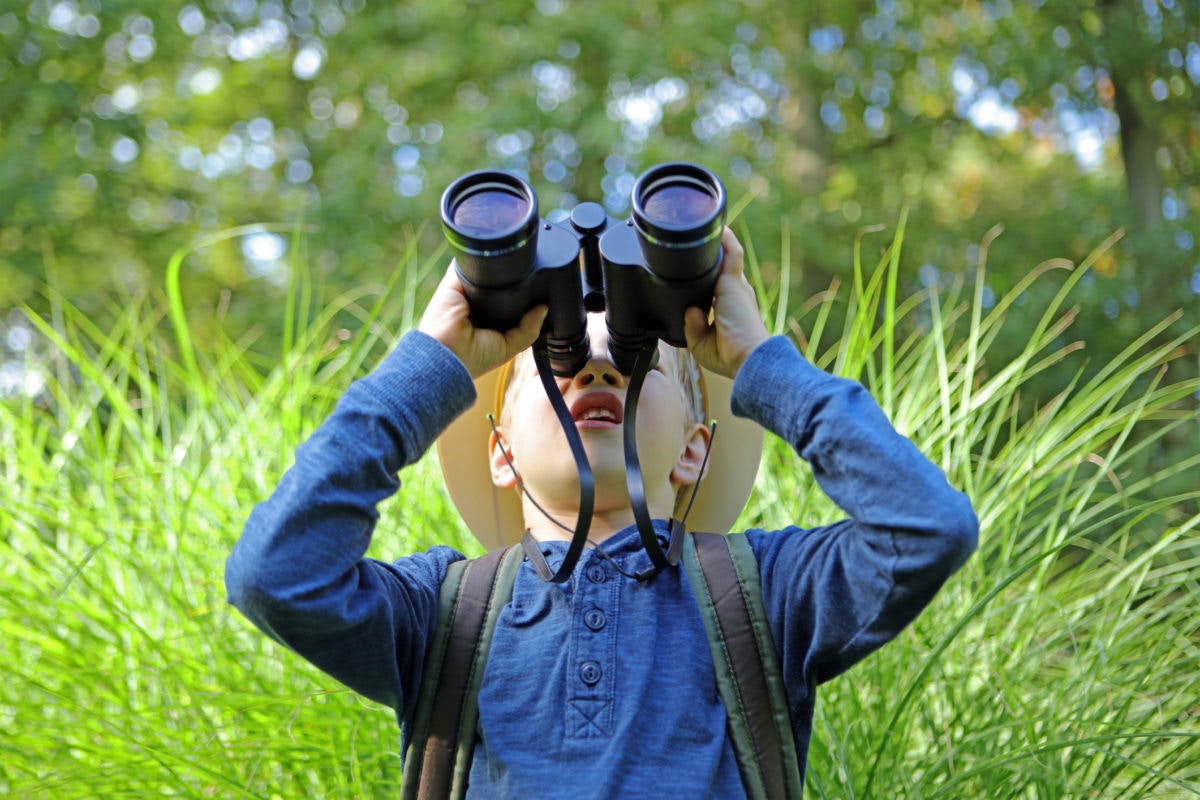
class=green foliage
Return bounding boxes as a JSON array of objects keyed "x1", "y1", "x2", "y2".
[
  {"x1": 746, "y1": 224, "x2": 1200, "y2": 798},
  {"x1": 4, "y1": 2, "x2": 1196, "y2": 793},
  {"x1": 2, "y1": 0, "x2": 1197, "y2": 402},
  {"x1": 3, "y1": 226, "x2": 1197, "y2": 797}
]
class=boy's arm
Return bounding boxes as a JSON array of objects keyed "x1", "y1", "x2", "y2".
[
  {"x1": 225, "y1": 331, "x2": 474, "y2": 713},
  {"x1": 734, "y1": 337, "x2": 979, "y2": 686},
  {"x1": 686, "y1": 227, "x2": 976, "y2": 686},
  {"x1": 226, "y1": 267, "x2": 545, "y2": 713}
]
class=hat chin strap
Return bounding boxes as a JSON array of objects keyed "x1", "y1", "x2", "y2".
[{"x1": 493, "y1": 338, "x2": 715, "y2": 584}]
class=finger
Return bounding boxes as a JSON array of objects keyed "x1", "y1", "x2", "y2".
[
  {"x1": 719, "y1": 227, "x2": 745, "y2": 278},
  {"x1": 420, "y1": 266, "x2": 468, "y2": 332},
  {"x1": 683, "y1": 306, "x2": 711, "y2": 349},
  {"x1": 438, "y1": 262, "x2": 468, "y2": 295}
]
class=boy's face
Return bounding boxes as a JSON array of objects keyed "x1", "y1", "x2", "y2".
[{"x1": 489, "y1": 313, "x2": 709, "y2": 520}]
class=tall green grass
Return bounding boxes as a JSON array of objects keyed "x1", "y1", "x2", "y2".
[{"x1": 2, "y1": 224, "x2": 1197, "y2": 798}]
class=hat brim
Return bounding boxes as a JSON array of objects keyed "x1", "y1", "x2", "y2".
[{"x1": 436, "y1": 358, "x2": 764, "y2": 551}]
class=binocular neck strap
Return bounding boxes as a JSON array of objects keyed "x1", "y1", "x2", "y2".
[
  {"x1": 510, "y1": 344, "x2": 594, "y2": 583},
  {"x1": 623, "y1": 342, "x2": 686, "y2": 579}
]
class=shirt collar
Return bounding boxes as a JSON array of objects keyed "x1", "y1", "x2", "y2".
[{"x1": 531, "y1": 519, "x2": 674, "y2": 569}]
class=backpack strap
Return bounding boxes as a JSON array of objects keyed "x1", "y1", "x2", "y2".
[
  {"x1": 401, "y1": 545, "x2": 523, "y2": 800},
  {"x1": 403, "y1": 534, "x2": 801, "y2": 799},
  {"x1": 682, "y1": 531, "x2": 804, "y2": 799}
]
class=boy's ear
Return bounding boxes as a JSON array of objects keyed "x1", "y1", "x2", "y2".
[
  {"x1": 489, "y1": 429, "x2": 519, "y2": 489},
  {"x1": 671, "y1": 422, "x2": 712, "y2": 488}
]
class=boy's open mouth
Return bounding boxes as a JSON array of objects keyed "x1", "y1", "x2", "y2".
[{"x1": 570, "y1": 393, "x2": 624, "y2": 428}]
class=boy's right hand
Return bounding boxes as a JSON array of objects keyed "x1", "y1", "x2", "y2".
[{"x1": 419, "y1": 265, "x2": 548, "y2": 379}]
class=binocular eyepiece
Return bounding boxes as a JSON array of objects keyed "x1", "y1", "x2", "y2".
[{"x1": 441, "y1": 162, "x2": 726, "y2": 376}]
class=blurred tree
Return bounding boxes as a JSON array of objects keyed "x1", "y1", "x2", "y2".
[
  {"x1": 1, "y1": 0, "x2": 1196, "y2": 399},
  {"x1": 971, "y1": 0, "x2": 1200, "y2": 350},
  {"x1": 739, "y1": 0, "x2": 1199, "y2": 405}
]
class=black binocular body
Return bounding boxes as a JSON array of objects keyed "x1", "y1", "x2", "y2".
[{"x1": 440, "y1": 162, "x2": 726, "y2": 376}]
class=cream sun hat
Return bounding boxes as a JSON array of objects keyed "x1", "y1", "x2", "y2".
[{"x1": 435, "y1": 351, "x2": 765, "y2": 551}]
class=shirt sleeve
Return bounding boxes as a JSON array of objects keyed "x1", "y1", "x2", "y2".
[
  {"x1": 735, "y1": 337, "x2": 978, "y2": 693},
  {"x1": 224, "y1": 330, "x2": 475, "y2": 715}
]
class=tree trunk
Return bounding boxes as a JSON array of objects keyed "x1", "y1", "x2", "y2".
[
  {"x1": 1109, "y1": 71, "x2": 1164, "y2": 231},
  {"x1": 1098, "y1": 0, "x2": 1164, "y2": 231}
]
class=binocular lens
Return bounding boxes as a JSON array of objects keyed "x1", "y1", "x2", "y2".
[
  {"x1": 442, "y1": 171, "x2": 542, "y2": 289},
  {"x1": 640, "y1": 182, "x2": 721, "y2": 228},
  {"x1": 440, "y1": 162, "x2": 724, "y2": 373},
  {"x1": 449, "y1": 185, "x2": 532, "y2": 237},
  {"x1": 630, "y1": 163, "x2": 726, "y2": 283}
]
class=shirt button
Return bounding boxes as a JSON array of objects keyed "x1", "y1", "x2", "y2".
[
  {"x1": 585, "y1": 564, "x2": 606, "y2": 584},
  {"x1": 584, "y1": 609, "x2": 606, "y2": 631},
  {"x1": 579, "y1": 661, "x2": 602, "y2": 685}
]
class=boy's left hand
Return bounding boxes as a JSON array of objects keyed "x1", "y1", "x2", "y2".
[{"x1": 684, "y1": 227, "x2": 770, "y2": 379}]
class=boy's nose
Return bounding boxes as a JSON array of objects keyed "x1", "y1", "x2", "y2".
[
  {"x1": 570, "y1": 313, "x2": 624, "y2": 389},
  {"x1": 571, "y1": 356, "x2": 626, "y2": 389}
]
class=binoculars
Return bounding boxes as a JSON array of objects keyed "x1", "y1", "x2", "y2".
[{"x1": 440, "y1": 162, "x2": 726, "y2": 376}]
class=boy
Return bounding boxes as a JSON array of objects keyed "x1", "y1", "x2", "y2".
[{"x1": 226, "y1": 228, "x2": 978, "y2": 797}]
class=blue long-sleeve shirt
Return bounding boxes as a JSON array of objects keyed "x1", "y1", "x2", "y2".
[{"x1": 226, "y1": 332, "x2": 978, "y2": 798}]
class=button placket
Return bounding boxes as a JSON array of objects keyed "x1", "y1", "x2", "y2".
[{"x1": 565, "y1": 552, "x2": 619, "y2": 739}]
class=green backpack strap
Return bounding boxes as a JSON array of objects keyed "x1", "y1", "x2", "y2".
[
  {"x1": 403, "y1": 534, "x2": 800, "y2": 799},
  {"x1": 682, "y1": 531, "x2": 804, "y2": 800},
  {"x1": 401, "y1": 544, "x2": 523, "y2": 800}
]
